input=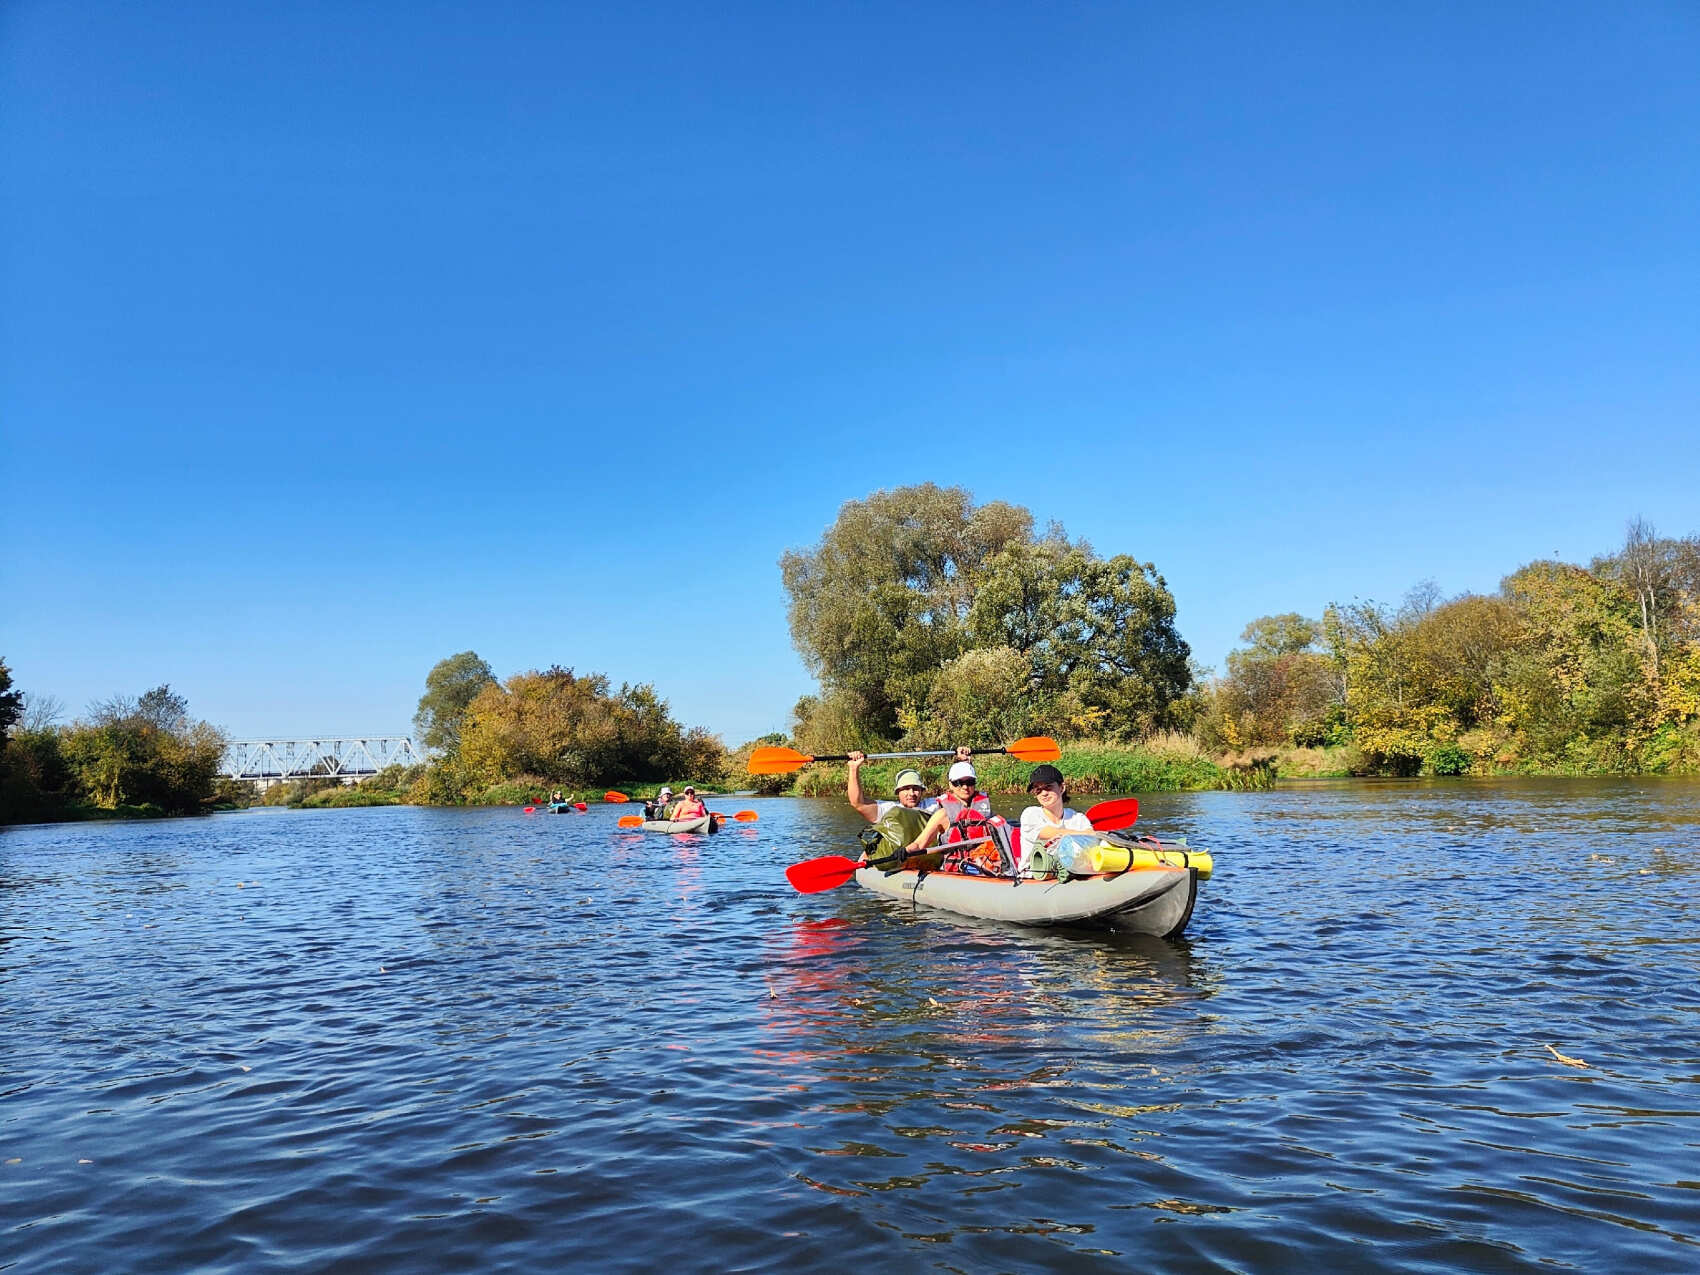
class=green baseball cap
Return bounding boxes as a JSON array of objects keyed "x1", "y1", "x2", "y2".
[{"x1": 893, "y1": 769, "x2": 925, "y2": 792}]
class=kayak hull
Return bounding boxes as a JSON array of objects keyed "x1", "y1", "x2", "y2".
[
  {"x1": 640, "y1": 815, "x2": 718, "y2": 834},
  {"x1": 853, "y1": 863, "x2": 1198, "y2": 937}
]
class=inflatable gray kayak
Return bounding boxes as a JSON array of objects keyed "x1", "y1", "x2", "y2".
[
  {"x1": 640, "y1": 815, "x2": 718, "y2": 834},
  {"x1": 852, "y1": 862, "x2": 1198, "y2": 937}
]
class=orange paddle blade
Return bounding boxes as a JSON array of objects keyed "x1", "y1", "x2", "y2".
[
  {"x1": 616, "y1": 814, "x2": 644, "y2": 828},
  {"x1": 748, "y1": 746, "x2": 814, "y2": 774},
  {"x1": 604, "y1": 791, "x2": 631, "y2": 803},
  {"x1": 732, "y1": 810, "x2": 758, "y2": 822},
  {"x1": 1004, "y1": 736, "x2": 1061, "y2": 762}
]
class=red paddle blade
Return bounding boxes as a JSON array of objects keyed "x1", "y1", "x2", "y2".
[
  {"x1": 616, "y1": 814, "x2": 644, "y2": 828},
  {"x1": 574, "y1": 802, "x2": 587, "y2": 811},
  {"x1": 784, "y1": 855, "x2": 862, "y2": 893},
  {"x1": 748, "y1": 746, "x2": 814, "y2": 775},
  {"x1": 604, "y1": 791, "x2": 630, "y2": 803},
  {"x1": 1085, "y1": 798, "x2": 1139, "y2": 831},
  {"x1": 1005, "y1": 736, "x2": 1061, "y2": 762},
  {"x1": 522, "y1": 806, "x2": 536, "y2": 814}
]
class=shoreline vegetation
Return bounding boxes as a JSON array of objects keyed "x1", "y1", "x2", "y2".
[{"x1": 5, "y1": 492, "x2": 1697, "y2": 825}]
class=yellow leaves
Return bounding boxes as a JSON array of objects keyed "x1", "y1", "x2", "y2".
[{"x1": 1659, "y1": 647, "x2": 1700, "y2": 720}]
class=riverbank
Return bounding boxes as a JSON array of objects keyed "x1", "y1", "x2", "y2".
[{"x1": 786, "y1": 741, "x2": 1275, "y2": 798}]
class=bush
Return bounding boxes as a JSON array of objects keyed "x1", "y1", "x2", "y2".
[
  {"x1": 301, "y1": 787, "x2": 399, "y2": 808},
  {"x1": 1424, "y1": 742, "x2": 1474, "y2": 776}
]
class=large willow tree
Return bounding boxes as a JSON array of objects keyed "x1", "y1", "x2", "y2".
[{"x1": 780, "y1": 484, "x2": 1191, "y2": 744}]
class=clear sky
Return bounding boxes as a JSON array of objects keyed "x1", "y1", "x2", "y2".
[{"x1": 3, "y1": 1, "x2": 1696, "y2": 748}]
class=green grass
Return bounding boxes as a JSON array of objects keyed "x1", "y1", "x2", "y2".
[
  {"x1": 786, "y1": 741, "x2": 1269, "y2": 798},
  {"x1": 299, "y1": 788, "x2": 403, "y2": 808}
]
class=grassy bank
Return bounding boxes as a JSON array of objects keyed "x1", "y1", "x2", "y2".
[{"x1": 786, "y1": 738, "x2": 1275, "y2": 798}]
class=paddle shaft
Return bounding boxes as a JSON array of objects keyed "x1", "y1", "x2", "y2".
[{"x1": 834, "y1": 746, "x2": 1027, "y2": 763}]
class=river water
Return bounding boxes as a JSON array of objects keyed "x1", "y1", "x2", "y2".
[{"x1": 3, "y1": 780, "x2": 1697, "y2": 1272}]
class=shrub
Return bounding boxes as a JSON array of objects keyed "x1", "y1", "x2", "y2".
[{"x1": 1424, "y1": 742, "x2": 1474, "y2": 776}]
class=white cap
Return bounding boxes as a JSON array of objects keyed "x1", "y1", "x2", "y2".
[
  {"x1": 659, "y1": 787, "x2": 673, "y2": 798},
  {"x1": 948, "y1": 761, "x2": 977, "y2": 783}
]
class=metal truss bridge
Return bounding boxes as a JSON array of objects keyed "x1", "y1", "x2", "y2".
[{"x1": 221, "y1": 736, "x2": 423, "y2": 783}]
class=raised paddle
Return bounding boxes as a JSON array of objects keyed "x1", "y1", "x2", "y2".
[
  {"x1": 1084, "y1": 798, "x2": 1140, "y2": 831},
  {"x1": 604, "y1": 791, "x2": 631, "y2": 803},
  {"x1": 785, "y1": 838, "x2": 991, "y2": 893},
  {"x1": 749, "y1": 736, "x2": 1060, "y2": 775}
]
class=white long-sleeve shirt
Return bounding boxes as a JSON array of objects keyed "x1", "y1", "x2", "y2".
[{"x1": 1017, "y1": 805, "x2": 1093, "y2": 872}]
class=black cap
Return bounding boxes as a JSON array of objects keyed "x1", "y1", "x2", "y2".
[{"x1": 1027, "y1": 763, "x2": 1064, "y2": 790}]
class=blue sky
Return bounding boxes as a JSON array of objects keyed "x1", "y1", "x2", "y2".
[{"x1": 3, "y1": 1, "x2": 1696, "y2": 747}]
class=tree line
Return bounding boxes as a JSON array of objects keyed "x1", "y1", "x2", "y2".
[
  {"x1": 404, "y1": 652, "x2": 728, "y2": 803},
  {"x1": 1196, "y1": 519, "x2": 1700, "y2": 774},
  {"x1": 7, "y1": 506, "x2": 1694, "y2": 823},
  {"x1": 776, "y1": 488, "x2": 1698, "y2": 779},
  {"x1": 0, "y1": 669, "x2": 233, "y2": 822}
]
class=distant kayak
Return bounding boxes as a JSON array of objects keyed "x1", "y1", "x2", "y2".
[
  {"x1": 548, "y1": 801, "x2": 586, "y2": 813},
  {"x1": 639, "y1": 815, "x2": 718, "y2": 834}
]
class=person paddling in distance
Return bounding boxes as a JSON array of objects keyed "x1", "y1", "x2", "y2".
[
  {"x1": 845, "y1": 747, "x2": 975, "y2": 822},
  {"x1": 903, "y1": 760, "x2": 994, "y2": 853},
  {"x1": 669, "y1": 785, "x2": 707, "y2": 822},
  {"x1": 1018, "y1": 763, "x2": 1093, "y2": 872}
]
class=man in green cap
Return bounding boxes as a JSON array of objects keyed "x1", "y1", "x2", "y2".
[{"x1": 844, "y1": 747, "x2": 973, "y2": 823}]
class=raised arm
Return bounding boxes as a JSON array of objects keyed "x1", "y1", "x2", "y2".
[{"x1": 846, "y1": 752, "x2": 879, "y2": 822}]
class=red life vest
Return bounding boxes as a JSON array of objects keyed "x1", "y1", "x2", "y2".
[{"x1": 938, "y1": 790, "x2": 993, "y2": 842}]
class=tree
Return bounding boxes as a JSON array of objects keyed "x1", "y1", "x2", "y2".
[
  {"x1": 0, "y1": 658, "x2": 22, "y2": 755},
  {"x1": 136, "y1": 685, "x2": 189, "y2": 733},
  {"x1": 1238, "y1": 613, "x2": 1321, "y2": 659},
  {"x1": 1592, "y1": 518, "x2": 1700, "y2": 681},
  {"x1": 1498, "y1": 560, "x2": 1655, "y2": 763},
  {"x1": 454, "y1": 666, "x2": 724, "y2": 791},
  {"x1": 57, "y1": 689, "x2": 227, "y2": 813},
  {"x1": 966, "y1": 536, "x2": 1192, "y2": 739},
  {"x1": 780, "y1": 484, "x2": 1032, "y2": 739},
  {"x1": 1206, "y1": 615, "x2": 1341, "y2": 749},
  {"x1": 414, "y1": 651, "x2": 497, "y2": 754},
  {"x1": 781, "y1": 485, "x2": 1192, "y2": 743},
  {"x1": 18, "y1": 693, "x2": 64, "y2": 732},
  {"x1": 913, "y1": 646, "x2": 1047, "y2": 748}
]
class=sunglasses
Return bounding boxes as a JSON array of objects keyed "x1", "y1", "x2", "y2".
[{"x1": 952, "y1": 777, "x2": 977, "y2": 786}]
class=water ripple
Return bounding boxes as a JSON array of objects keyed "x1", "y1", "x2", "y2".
[{"x1": 3, "y1": 782, "x2": 1698, "y2": 1271}]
